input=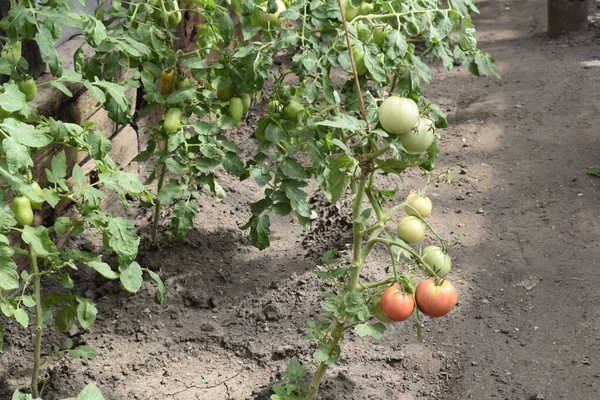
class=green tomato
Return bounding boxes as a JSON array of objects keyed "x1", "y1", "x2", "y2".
[
  {"x1": 359, "y1": 2, "x2": 374, "y2": 15},
  {"x1": 283, "y1": 99, "x2": 306, "y2": 122},
  {"x1": 373, "y1": 27, "x2": 387, "y2": 48},
  {"x1": 229, "y1": 97, "x2": 244, "y2": 126},
  {"x1": 12, "y1": 196, "x2": 34, "y2": 227},
  {"x1": 1, "y1": 41, "x2": 22, "y2": 65},
  {"x1": 257, "y1": 0, "x2": 286, "y2": 24},
  {"x1": 240, "y1": 93, "x2": 251, "y2": 112},
  {"x1": 177, "y1": 77, "x2": 193, "y2": 89},
  {"x1": 397, "y1": 216, "x2": 425, "y2": 244},
  {"x1": 378, "y1": 96, "x2": 420, "y2": 135},
  {"x1": 341, "y1": 0, "x2": 359, "y2": 21},
  {"x1": 217, "y1": 85, "x2": 235, "y2": 102},
  {"x1": 163, "y1": 108, "x2": 182, "y2": 133},
  {"x1": 405, "y1": 192, "x2": 432, "y2": 218},
  {"x1": 167, "y1": 0, "x2": 182, "y2": 28},
  {"x1": 18, "y1": 78, "x2": 37, "y2": 102},
  {"x1": 352, "y1": 47, "x2": 367, "y2": 75},
  {"x1": 398, "y1": 117, "x2": 435, "y2": 155},
  {"x1": 27, "y1": 182, "x2": 45, "y2": 210},
  {"x1": 421, "y1": 245, "x2": 451, "y2": 277}
]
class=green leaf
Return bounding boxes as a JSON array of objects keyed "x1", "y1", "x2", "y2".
[
  {"x1": 459, "y1": 17, "x2": 477, "y2": 51},
  {"x1": 106, "y1": 218, "x2": 139, "y2": 263},
  {"x1": 323, "y1": 154, "x2": 354, "y2": 203},
  {"x1": 0, "y1": 118, "x2": 52, "y2": 147},
  {"x1": 172, "y1": 201, "x2": 197, "y2": 239},
  {"x1": 166, "y1": 86, "x2": 196, "y2": 104},
  {"x1": 72, "y1": 164, "x2": 86, "y2": 185},
  {"x1": 0, "y1": 83, "x2": 26, "y2": 112},
  {"x1": 213, "y1": 8, "x2": 235, "y2": 46},
  {"x1": 195, "y1": 157, "x2": 221, "y2": 173},
  {"x1": 11, "y1": 390, "x2": 39, "y2": 400},
  {"x1": 21, "y1": 295, "x2": 35, "y2": 308},
  {"x1": 55, "y1": 305, "x2": 77, "y2": 332},
  {"x1": 157, "y1": 180, "x2": 188, "y2": 204},
  {"x1": 118, "y1": 261, "x2": 143, "y2": 293},
  {"x1": 243, "y1": 214, "x2": 271, "y2": 250},
  {"x1": 21, "y1": 226, "x2": 59, "y2": 258},
  {"x1": 282, "y1": 181, "x2": 311, "y2": 218},
  {"x1": 249, "y1": 163, "x2": 272, "y2": 186},
  {"x1": 384, "y1": 30, "x2": 407, "y2": 63},
  {"x1": 0, "y1": 256, "x2": 19, "y2": 291},
  {"x1": 85, "y1": 259, "x2": 119, "y2": 280},
  {"x1": 50, "y1": 81, "x2": 73, "y2": 97},
  {"x1": 3, "y1": 137, "x2": 32, "y2": 174},
  {"x1": 76, "y1": 297, "x2": 97, "y2": 330},
  {"x1": 13, "y1": 308, "x2": 28, "y2": 328},
  {"x1": 280, "y1": 158, "x2": 308, "y2": 180},
  {"x1": 144, "y1": 268, "x2": 166, "y2": 305},
  {"x1": 364, "y1": 48, "x2": 387, "y2": 83},
  {"x1": 73, "y1": 345, "x2": 98, "y2": 360},
  {"x1": 83, "y1": 16, "x2": 107, "y2": 47},
  {"x1": 282, "y1": 359, "x2": 306, "y2": 380},
  {"x1": 354, "y1": 322, "x2": 385, "y2": 340},
  {"x1": 315, "y1": 114, "x2": 367, "y2": 131},
  {"x1": 50, "y1": 150, "x2": 67, "y2": 179},
  {"x1": 35, "y1": 27, "x2": 62, "y2": 76},
  {"x1": 85, "y1": 129, "x2": 112, "y2": 160}
]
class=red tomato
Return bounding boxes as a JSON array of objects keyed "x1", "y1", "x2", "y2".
[
  {"x1": 415, "y1": 278, "x2": 458, "y2": 317},
  {"x1": 380, "y1": 284, "x2": 415, "y2": 322}
]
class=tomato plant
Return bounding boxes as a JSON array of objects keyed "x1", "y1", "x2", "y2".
[
  {"x1": 415, "y1": 278, "x2": 458, "y2": 317},
  {"x1": 79, "y1": 0, "x2": 257, "y2": 247},
  {"x1": 0, "y1": 1, "x2": 165, "y2": 397},
  {"x1": 231, "y1": 0, "x2": 499, "y2": 398}
]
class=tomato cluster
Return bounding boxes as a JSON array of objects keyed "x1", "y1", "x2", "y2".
[{"x1": 371, "y1": 193, "x2": 458, "y2": 321}]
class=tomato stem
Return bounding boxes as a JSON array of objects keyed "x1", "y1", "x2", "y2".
[
  {"x1": 151, "y1": 147, "x2": 168, "y2": 248},
  {"x1": 29, "y1": 244, "x2": 42, "y2": 398},
  {"x1": 337, "y1": 0, "x2": 368, "y2": 124},
  {"x1": 359, "y1": 277, "x2": 395, "y2": 290},
  {"x1": 306, "y1": 320, "x2": 345, "y2": 400}
]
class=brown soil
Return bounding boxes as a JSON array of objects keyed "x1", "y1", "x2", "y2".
[{"x1": 3, "y1": 0, "x2": 600, "y2": 399}]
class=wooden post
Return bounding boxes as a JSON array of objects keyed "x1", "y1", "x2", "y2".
[{"x1": 548, "y1": 0, "x2": 589, "y2": 38}]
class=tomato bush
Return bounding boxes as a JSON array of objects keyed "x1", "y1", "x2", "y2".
[{"x1": 0, "y1": 1, "x2": 166, "y2": 397}]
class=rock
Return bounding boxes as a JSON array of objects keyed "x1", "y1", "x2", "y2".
[{"x1": 263, "y1": 303, "x2": 284, "y2": 321}]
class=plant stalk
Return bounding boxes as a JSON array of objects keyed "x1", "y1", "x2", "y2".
[
  {"x1": 151, "y1": 158, "x2": 167, "y2": 248},
  {"x1": 29, "y1": 244, "x2": 42, "y2": 398},
  {"x1": 306, "y1": 320, "x2": 345, "y2": 400}
]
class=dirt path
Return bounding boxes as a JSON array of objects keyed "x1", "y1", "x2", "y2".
[
  {"x1": 427, "y1": 0, "x2": 600, "y2": 398},
  {"x1": 2, "y1": 0, "x2": 600, "y2": 399}
]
